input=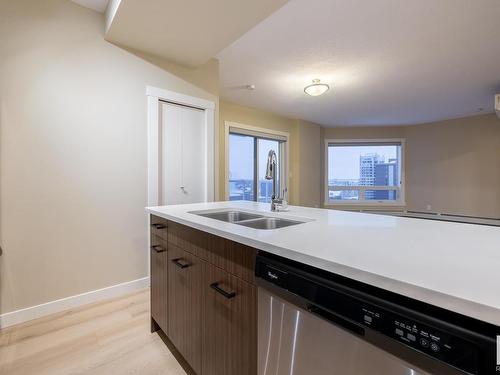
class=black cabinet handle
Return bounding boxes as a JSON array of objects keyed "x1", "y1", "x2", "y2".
[
  {"x1": 151, "y1": 223, "x2": 167, "y2": 229},
  {"x1": 172, "y1": 258, "x2": 190, "y2": 269},
  {"x1": 210, "y1": 282, "x2": 236, "y2": 299},
  {"x1": 151, "y1": 245, "x2": 166, "y2": 253}
]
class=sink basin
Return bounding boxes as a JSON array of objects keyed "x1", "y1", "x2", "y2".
[
  {"x1": 194, "y1": 210, "x2": 263, "y2": 223},
  {"x1": 190, "y1": 209, "x2": 308, "y2": 230},
  {"x1": 236, "y1": 217, "x2": 303, "y2": 230}
]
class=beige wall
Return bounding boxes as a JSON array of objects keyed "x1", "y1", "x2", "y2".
[
  {"x1": 321, "y1": 114, "x2": 500, "y2": 217},
  {"x1": 405, "y1": 114, "x2": 500, "y2": 217},
  {"x1": 296, "y1": 120, "x2": 322, "y2": 207},
  {"x1": 218, "y1": 101, "x2": 322, "y2": 207},
  {"x1": 118, "y1": 48, "x2": 220, "y2": 96},
  {"x1": 0, "y1": 0, "x2": 217, "y2": 315}
]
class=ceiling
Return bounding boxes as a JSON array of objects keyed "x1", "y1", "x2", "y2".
[
  {"x1": 104, "y1": 0, "x2": 289, "y2": 67},
  {"x1": 71, "y1": 0, "x2": 109, "y2": 13},
  {"x1": 217, "y1": 0, "x2": 500, "y2": 126}
]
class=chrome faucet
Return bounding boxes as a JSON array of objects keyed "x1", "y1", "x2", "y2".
[{"x1": 265, "y1": 150, "x2": 284, "y2": 211}]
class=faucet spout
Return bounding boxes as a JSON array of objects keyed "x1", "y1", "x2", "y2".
[{"x1": 265, "y1": 150, "x2": 282, "y2": 211}]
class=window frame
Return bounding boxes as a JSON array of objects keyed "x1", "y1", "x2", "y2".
[
  {"x1": 324, "y1": 138, "x2": 406, "y2": 207},
  {"x1": 225, "y1": 121, "x2": 289, "y2": 202}
]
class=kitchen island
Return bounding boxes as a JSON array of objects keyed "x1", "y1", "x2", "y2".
[{"x1": 146, "y1": 201, "x2": 500, "y2": 375}]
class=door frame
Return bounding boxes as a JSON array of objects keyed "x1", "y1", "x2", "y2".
[{"x1": 146, "y1": 85, "x2": 216, "y2": 207}]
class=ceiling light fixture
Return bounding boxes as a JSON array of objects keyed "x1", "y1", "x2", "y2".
[{"x1": 304, "y1": 79, "x2": 329, "y2": 96}]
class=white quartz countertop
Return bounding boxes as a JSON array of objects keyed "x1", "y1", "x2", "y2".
[{"x1": 146, "y1": 201, "x2": 500, "y2": 326}]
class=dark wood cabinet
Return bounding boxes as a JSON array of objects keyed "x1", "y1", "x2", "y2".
[
  {"x1": 151, "y1": 215, "x2": 168, "y2": 240},
  {"x1": 150, "y1": 215, "x2": 258, "y2": 375},
  {"x1": 206, "y1": 235, "x2": 257, "y2": 284},
  {"x1": 201, "y1": 261, "x2": 257, "y2": 375},
  {"x1": 168, "y1": 220, "x2": 208, "y2": 258},
  {"x1": 168, "y1": 244, "x2": 203, "y2": 374},
  {"x1": 150, "y1": 235, "x2": 168, "y2": 333}
]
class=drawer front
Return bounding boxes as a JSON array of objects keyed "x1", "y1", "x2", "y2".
[
  {"x1": 150, "y1": 215, "x2": 168, "y2": 239},
  {"x1": 206, "y1": 234, "x2": 257, "y2": 284},
  {"x1": 167, "y1": 221, "x2": 257, "y2": 284},
  {"x1": 167, "y1": 221, "x2": 208, "y2": 259}
]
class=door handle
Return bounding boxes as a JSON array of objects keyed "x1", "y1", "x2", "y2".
[
  {"x1": 151, "y1": 245, "x2": 166, "y2": 253},
  {"x1": 151, "y1": 223, "x2": 167, "y2": 229},
  {"x1": 210, "y1": 282, "x2": 236, "y2": 299},
  {"x1": 172, "y1": 258, "x2": 190, "y2": 269}
]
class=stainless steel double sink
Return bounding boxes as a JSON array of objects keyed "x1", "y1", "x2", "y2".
[{"x1": 190, "y1": 209, "x2": 306, "y2": 230}]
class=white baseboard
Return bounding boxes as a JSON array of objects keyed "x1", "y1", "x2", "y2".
[{"x1": 0, "y1": 277, "x2": 150, "y2": 329}]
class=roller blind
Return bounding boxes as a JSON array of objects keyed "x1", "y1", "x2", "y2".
[
  {"x1": 328, "y1": 141, "x2": 402, "y2": 147},
  {"x1": 229, "y1": 126, "x2": 287, "y2": 142}
]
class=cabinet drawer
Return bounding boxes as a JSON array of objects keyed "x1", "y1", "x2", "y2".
[
  {"x1": 206, "y1": 235, "x2": 257, "y2": 284},
  {"x1": 202, "y1": 262, "x2": 257, "y2": 375},
  {"x1": 150, "y1": 215, "x2": 168, "y2": 239},
  {"x1": 167, "y1": 222, "x2": 257, "y2": 284},
  {"x1": 167, "y1": 221, "x2": 207, "y2": 258}
]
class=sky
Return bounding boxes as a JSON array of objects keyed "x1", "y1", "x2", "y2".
[{"x1": 228, "y1": 134, "x2": 280, "y2": 180}]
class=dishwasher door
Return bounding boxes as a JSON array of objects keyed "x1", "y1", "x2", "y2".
[{"x1": 258, "y1": 288, "x2": 430, "y2": 375}]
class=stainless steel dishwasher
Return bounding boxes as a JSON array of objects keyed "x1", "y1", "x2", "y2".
[{"x1": 255, "y1": 252, "x2": 498, "y2": 375}]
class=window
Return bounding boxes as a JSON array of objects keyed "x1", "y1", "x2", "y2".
[
  {"x1": 325, "y1": 139, "x2": 404, "y2": 205},
  {"x1": 227, "y1": 124, "x2": 288, "y2": 203}
]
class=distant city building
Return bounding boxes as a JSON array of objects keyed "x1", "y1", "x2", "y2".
[
  {"x1": 328, "y1": 179, "x2": 359, "y2": 200},
  {"x1": 359, "y1": 153, "x2": 384, "y2": 199},
  {"x1": 229, "y1": 179, "x2": 275, "y2": 202},
  {"x1": 229, "y1": 180, "x2": 254, "y2": 201},
  {"x1": 328, "y1": 152, "x2": 399, "y2": 201},
  {"x1": 374, "y1": 158, "x2": 398, "y2": 200}
]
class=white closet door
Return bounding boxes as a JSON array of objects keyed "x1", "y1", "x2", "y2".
[
  {"x1": 180, "y1": 105, "x2": 206, "y2": 204},
  {"x1": 160, "y1": 102, "x2": 206, "y2": 205}
]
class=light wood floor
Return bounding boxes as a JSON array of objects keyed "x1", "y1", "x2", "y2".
[{"x1": 0, "y1": 289, "x2": 187, "y2": 375}]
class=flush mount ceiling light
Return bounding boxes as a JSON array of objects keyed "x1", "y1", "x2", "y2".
[{"x1": 304, "y1": 79, "x2": 330, "y2": 96}]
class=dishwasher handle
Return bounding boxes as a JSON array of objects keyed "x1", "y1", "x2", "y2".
[{"x1": 306, "y1": 304, "x2": 365, "y2": 336}]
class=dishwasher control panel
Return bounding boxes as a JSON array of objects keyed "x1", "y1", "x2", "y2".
[
  {"x1": 256, "y1": 254, "x2": 497, "y2": 375},
  {"x1": 358, "y1": 305, "x2": 479, "y2": 374}
]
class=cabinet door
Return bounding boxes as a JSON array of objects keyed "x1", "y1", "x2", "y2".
[
  {"x1": 202, "y1": 262, "x2": 257, "y2": 375},
  {"x1": 167, "y1": 244, "x2": 202, "y2": 373},
  {"x1": 179, "y1": 104, "x2": 206, "y2": 204},
  {"x1": 150, "y1": 236, "x2": 168, "y2": 333},
  {"x1": 160, "y1": 101, "x2": 206, "y2": 205}
]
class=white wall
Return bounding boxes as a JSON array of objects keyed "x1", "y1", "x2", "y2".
[{"x1": 0, "y1": 0, "x2": 217, "y2": 315}]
